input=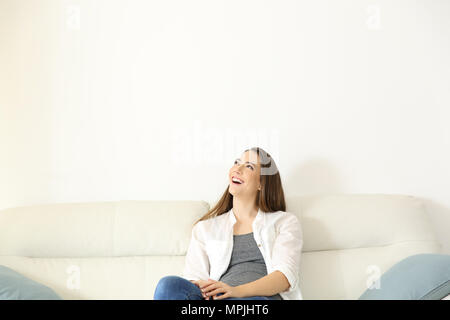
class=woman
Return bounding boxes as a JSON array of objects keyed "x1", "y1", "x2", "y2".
[{"x1": 153, "y1": 147, "x2": 303, "y2": 300}]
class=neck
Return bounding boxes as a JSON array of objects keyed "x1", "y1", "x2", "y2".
[{"x1": 232, "y1": 197, "x2": 258, "y2": 221}]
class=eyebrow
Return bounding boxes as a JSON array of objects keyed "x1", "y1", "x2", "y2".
[{"x1": 235, "y1": 158, "x2": 257, "y2": 166}]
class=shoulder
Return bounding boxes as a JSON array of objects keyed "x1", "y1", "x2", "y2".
[
  {"x1": 266, "y1": 210, "x2": 300, "y2": 223},
  {"x1": 193, "y1": 212, "x2": 228, "y2": 234},
  {"x1": 265, "y1": 210, "x2": 302, "y2": 230},
  {"x1": 266, "y1": 211, "x2": 303, "y2": 243},
  {"x1": 202, "y1": 211, "x2": 228, "y2": 227}
]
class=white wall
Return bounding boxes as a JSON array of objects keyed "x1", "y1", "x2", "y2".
[{"x1": 1, "y1": 0, "x2": 449, "y2": 253}]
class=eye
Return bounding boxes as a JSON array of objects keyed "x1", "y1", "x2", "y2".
[{"x1": 234, "y1": 160, "x2": 254, "y2": 170}]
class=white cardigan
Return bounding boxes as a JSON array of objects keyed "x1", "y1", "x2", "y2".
[{"x1": 181, "y1": 207, "x2": 304, "y2": 300}]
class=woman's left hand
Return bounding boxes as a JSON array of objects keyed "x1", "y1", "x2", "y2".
[{"x1": 200, "y1": 279, "x2": 243, "y2": 300}]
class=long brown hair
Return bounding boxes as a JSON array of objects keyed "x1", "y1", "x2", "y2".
[{"x1": 193, "y1": 147, "x2": 286, "y2": 226}]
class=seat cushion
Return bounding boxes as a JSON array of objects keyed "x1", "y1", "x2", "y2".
[
  {"x1": 0, "y1": 265, "x2": 62, "y2": 300},
  {"x1": 358, "y1": 254, "x2": 450, "y2": 300}
]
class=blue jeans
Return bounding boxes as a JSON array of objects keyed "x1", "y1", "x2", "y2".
[{"x1": 153, "y1": 275, "x2": 276, "y2": 300}]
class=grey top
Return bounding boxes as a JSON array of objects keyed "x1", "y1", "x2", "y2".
[{"x1": 219, "y1": 232, "x2": 283, "y2": 300}]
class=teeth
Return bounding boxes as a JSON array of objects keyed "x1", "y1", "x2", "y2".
[{"x1": 232, "y1": 177, "x2": 243, "y2": 184}]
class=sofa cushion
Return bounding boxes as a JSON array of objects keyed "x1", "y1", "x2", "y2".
[
  {"x1": 0, "y1": 265, "x2": 62, "y2": 300},
  {"x1": 359, "y1": 253, "x2": 450, "y2": 300}
]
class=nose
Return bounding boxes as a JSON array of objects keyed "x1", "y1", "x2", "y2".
[{"x1": 234, "y1": 163, "x2": 245, "y2": 173}]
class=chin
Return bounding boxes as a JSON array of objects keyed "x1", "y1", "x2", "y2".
[
  {"x1": 228, "y1": 187, "x2": 239, "y2": 196},
  {"x1": 230, "y1": 190, "x2": 244, "y2": 197}
]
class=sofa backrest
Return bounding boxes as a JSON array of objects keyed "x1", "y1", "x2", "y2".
[
  {"x1": 0, "y1": 194, "x2": 441, "y2": 299},
  {"x1": 0, "y1": 200, "x2": 207, "y2": 299},
  {"x1": 286, "y1": 194, "x2": 441, "y2": 299}
]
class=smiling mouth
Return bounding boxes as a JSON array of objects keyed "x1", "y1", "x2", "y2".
[{"x1": 231, "y1": 176, "x2": 244, "y2": 184}]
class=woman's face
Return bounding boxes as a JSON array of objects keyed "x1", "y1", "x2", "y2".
[{"x1": 228, "y1": 150, "x2": 261, "y2": 198}]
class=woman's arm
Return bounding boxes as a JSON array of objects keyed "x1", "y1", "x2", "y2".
[
  {"x1": 235, "y1": 212, "x2": 303, "y2": 297},
  {"x1": 235, "y1": 271, "x2": 290, "y2": 297},
  {"x1": 182, "y1": 222, "x2": 211, "y2": 281}
]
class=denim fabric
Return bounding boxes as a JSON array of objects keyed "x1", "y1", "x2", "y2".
[{"x1": 153, "y1": 275, "x2": 277, "y2": 300}]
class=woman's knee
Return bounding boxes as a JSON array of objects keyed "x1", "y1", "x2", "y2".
[
  {"x1": 154, "y1": 275, "x2": 201, "y2": 300},
  {"x1": 156, "y1": 275, "x2": 185, "y2": 291}
]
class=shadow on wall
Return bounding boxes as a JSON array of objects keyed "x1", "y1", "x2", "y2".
[
  {"x1": 420, "y1": 198, "x2": 450, "y2": 255},
  {"x1": 206, "y1": 158, "x2": 450, "y2": 255},
  {"x1": 279, "y1": 157, "x2": 342, "y2": 252},
  {"x1": 283, "y1": 158, "x2": 450, "y2": 255},
  {"x1": 283, "y1": 157, "x2": 343, "y2": 196},
  {"x1": 204, "y1": 157, "x2": 343, "y2": 211}
]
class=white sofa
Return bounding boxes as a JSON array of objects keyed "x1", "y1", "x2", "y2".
[{"x1": 0, "y1": 194, "x2": 444, "y2": 300}]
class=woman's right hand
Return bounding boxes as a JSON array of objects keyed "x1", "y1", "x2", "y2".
[{"x1": 190, "y1": 279, "x2": 216, "y2": 300}]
